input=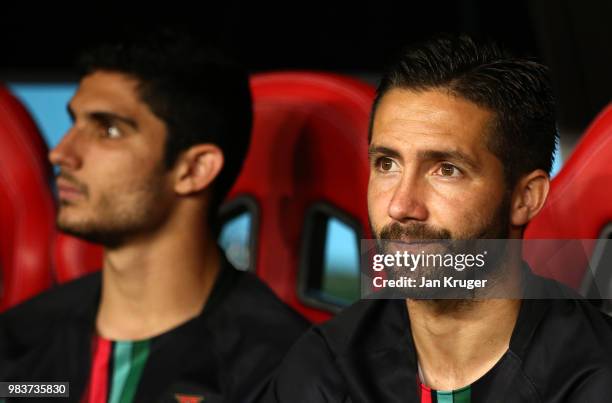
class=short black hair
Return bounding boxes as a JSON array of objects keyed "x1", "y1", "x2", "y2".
[
  {"x1": 78, "y1": 28, "x2": 252, "y2": 225},
  {"x1": 371, "y1": 34, "x2": 558, "y2": 186}
]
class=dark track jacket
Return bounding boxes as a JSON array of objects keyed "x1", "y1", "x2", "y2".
[
  {"x1": 262, "y1": 268, "x2": 612, "y2": 402},
  {"x1": 0, "y1": 258, "x2": 309, "y2": 403}
]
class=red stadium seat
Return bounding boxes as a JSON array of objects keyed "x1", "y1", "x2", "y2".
[
  {"x1": 225, "y1": 72, "x2": 374, "y2": 322},
  {"x1": 0, "y1": 87, "x2": 55, "y2": 311},
  {"x1": 525, "y1": 104, "x2": 612, "y2": 290}
]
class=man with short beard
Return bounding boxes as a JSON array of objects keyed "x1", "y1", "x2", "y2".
[
  {"x1": 0, "y1": 30, "x2": 308, "y2": 402},
  {"x1": 260, "y1": 35, "x2": 612, "y2": 402}
]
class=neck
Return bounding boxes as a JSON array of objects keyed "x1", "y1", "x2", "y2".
[
  {"x1": 408, "y1": 256, "x2": 523, "y2": 391},
  {"x1": 96, "y1": 210, "x2": 220, "y2": 340}
]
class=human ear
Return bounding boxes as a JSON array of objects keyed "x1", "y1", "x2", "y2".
[
  {"x1": 173, "y1": 144, "x2": 224, "y2": 195},
  {"x1": 510, "y1": 169, "x2": 550, "y2": 226}
]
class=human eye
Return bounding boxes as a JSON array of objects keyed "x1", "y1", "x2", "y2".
[
  {"x1": 433, "y1": 162, "x2": 462, "y2": 178},
  {"x1": 96, "y1": 120, "x2": 122, "y2": 139},
  {"x1": 91, "y1": 114, "x2": 124, "y2": 139},
  {"x1": 105, "y1": 124, "x2": 122, "y2": 139},
  {"x1": 375, "y1": 156, "x2": 400, "y2": 173}
]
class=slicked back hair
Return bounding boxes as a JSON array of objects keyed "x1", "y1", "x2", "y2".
[{"x1": 370, "y1": 35, "x2": 558, "y2": 186}]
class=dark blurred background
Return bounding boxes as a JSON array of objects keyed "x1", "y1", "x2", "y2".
[{"x1": 0, "y1": 0, "x2": 610, "y2": 154}]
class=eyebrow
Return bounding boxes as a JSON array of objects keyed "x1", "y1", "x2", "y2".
[
  {"x1": 368, "y1": 145, "x2": 402, "y2": 159},
  {"x1": 368, "y1": 144, "x2": 480, "y2": 170},
  {"x1": 417, "y1": 149, "x2": 480, "y2": 170},
  {"x1": 67, "y1": 105, "x2": 138, "y2": 130}
]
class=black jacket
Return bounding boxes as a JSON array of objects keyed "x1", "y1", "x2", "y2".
[
  {"x1": 0, "y1": 259, "x2": 309, "y2": 403},
  {"x1": 262, "y1": 271, "x2": 612, "y2": 402}
]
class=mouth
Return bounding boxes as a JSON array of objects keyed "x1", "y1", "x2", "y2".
[
  {"x1": 56, "y1": 178, "x2": 85, "y2": 201},
  {"x1": 381, "y1": 238, "x2": 451, "y2": 256},
  {"x1": 383, "y1": 237, "x2": 447, "y2": 245}
]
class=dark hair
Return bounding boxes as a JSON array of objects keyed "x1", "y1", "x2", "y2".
[
  {"x1": 371, "y1": 34, "x2": 558, "y2": 186},
  {"x1": 78, "y1": 28, "x2": 252, "y2": 225}
]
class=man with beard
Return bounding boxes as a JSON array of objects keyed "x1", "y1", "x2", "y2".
[
  {"x1": 0, "y1": 30, "x2": 308, "y2": 402},
  {"x1": 260, "y1": 35, "x2": 612, "y2": 402}
]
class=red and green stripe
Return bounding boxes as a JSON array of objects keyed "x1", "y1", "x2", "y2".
[
  {"x1": 83, "y1": 335, "x2": 151, "y2": 403},
  {"x1": 419, "y1": 379, "x2": 471, "y2": 403}
]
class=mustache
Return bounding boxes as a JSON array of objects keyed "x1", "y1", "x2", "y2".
[
  {"x1": 56, "y1": 171, "x2": 89, "y2": 196},
  {"x1": 378, "y1": 221, "x2": 451, "y2": 241}
]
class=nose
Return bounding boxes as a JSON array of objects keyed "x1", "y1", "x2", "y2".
[
  {"x1": 387, "y1": 173, "x2": 429, "y2": 223},
  {"x1": 48, "y1": 127, "x2": 82, "y2": 170}
]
